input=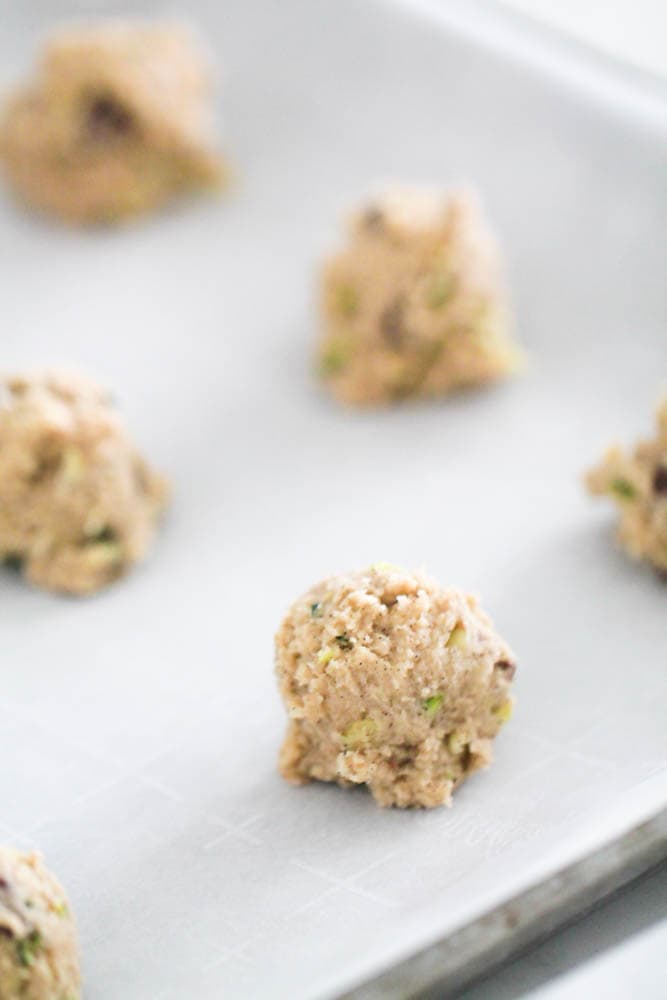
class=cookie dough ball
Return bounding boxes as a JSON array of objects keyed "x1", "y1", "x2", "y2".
[
  {"x1": 0, "y1": 847, "x2": 81, "y2": 1000},
  {"x1": 0, "y1": 21, "x2": 225, "y2": 224},
  {"x1": 275, "y1": 565, "x2": 516, "y2": 808},
  {"x1": 587, "y1": 399, "x2": 667, "y2": 576},
  {"x1": 0, "y1": 371, "x2": 168, "y2": 595},
  {"x1": 318, "y1": 188, "x2": 521, "y2": 406}
]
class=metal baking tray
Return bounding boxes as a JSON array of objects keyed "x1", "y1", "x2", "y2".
[{"x1": 2, "y1": 1, "x2": 666, "y2": 997}]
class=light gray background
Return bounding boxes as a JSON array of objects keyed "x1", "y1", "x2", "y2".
[
  {"x1": 1, "y1": 2, "x2": 666, "y2": 998},
  {"x1": 500, "y1": 0, "x2": 667, "y2": 79},
  {"x1": 462, "y1": 3, "x2": 667, "y2": 997}
]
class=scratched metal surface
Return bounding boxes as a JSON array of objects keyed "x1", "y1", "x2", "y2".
[{"x1": 1, "y1": 2, "x2": 666, "y2": 998}]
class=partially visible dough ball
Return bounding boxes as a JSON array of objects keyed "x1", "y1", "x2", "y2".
[
  {"x1": 0, "y1": 371, "x2": 168, "y2": 595},
  {"x1": 0, "y1": 21, "x2": 225, "y2": 223},
  {"x1": 318, "y1": 187, "x2": 521, "y2": 406},
  {"x1": 0, "y1": 847, "x2": 81, "y2": 1000},
  {"x1": 275, "y1": 565, "x2": 516, "y2": 808},
  {"x1": 586, "y1": 398, "x2": 667, "y2": 576}
]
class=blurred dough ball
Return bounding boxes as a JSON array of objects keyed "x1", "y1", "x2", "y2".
[
  {"x1": 319, "y1": 187, "x2": 522, "y2": 405},
  {"x1": 0, "y1": 370, "x2": 168, "y2": 595},
  {"x1": 0, "y1": 21, "x2": 226, "y2": 223}
]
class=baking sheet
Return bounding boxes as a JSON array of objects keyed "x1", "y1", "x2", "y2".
[
  {"x1": 1, "y1": 1, "x2": 666, "y2": 998},
  {"x1": 345, "y1": 808, "x2": 667, "y2": 998}
]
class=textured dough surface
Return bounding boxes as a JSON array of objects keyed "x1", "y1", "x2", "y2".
[
  {"x1": 275, "y1": 565, "x2": 516, "y2": 808},
  {"x1": 587, "y1": 398, "x2": 667, "y2": 575},
  {"x1": 0, "y1": 21, "x2": 225, "y2": 223},
  {"x1": 318, "y1": 187, "x2": 521, "y2": 406},
  {"x1": 0, "y1": 847, "x2": 81, "y2": 1000},
  {"x1": 0, "y1": 371, "x2": 167, "y2": 595}
]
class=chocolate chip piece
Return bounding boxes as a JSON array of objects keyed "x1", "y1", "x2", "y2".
[
  {"x1": 0, "y1": 926, "x2": 14, "y2": 939},
  {"x1": 86, "y1": 94, "x2": 134, "y2": 140},
  {"x1": 653, "y1": 465, "x2": 667, "y2": 495},
  {"x1": 362, "y1": 207, "x2": 384, "y2": 232},
  {"x1": 88, "y1": 526, "x2": 117, "y2": 545},
  {"x1": 6, "y1": 375, "x2": 30, "y2": 396},
  {"x1": 28, "y1": 449, "x2": 61, "y2": 485},
  {"x1": 133, "y1": 460, "x2": 151, "y2": 494},
  {"x1": 379, "y1": 297, "x2": 405, "y2": 348},
  {"x1": 0, "y1": 877, "x2": 8, "y2": 890},
  {"x1": 494, "y1": 659, "x2": 516, "y2": 681}
]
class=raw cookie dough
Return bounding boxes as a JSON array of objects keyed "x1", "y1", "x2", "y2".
[
  {"x1": 0, "y1": 22, "x2": 225, "y2": 223},
  {"x1": 0, "y1": 847, "x2": 81, "y2": 1000},
  {"x1": 0, "y1": 371, "x2": 168, "y2": 595},
  {"x1": 318, "y1": 187, "x2": 521, "y2": 405},
  {"x1": 275, "y1": 565, "x2": 516, "y2": 808},
  {"x1": 586, "y1": 399, "x2": 667, "y2": 576}
]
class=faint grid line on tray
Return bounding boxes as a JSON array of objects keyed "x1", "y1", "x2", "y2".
[
  {"x1": 25, "y1": 770, "x2": 179, "y2": 840},
  {"x1": 203, "y1": 813, "x2": 264, "y2": 848},
  {"x1": 289, "y1": 883, "x2": 340, "y2": 919},
  {"x1": 288, "y1": 851, "x2": 403, "y2": 919},
  {"x1": 202, "y1": 836, "x2": 404, "y2": 921},
  {"x1": 5, "y1": 706, "x2": 267, "y2": 848},
  {"x1": 135, "y1": 772, "x2": 264, "y2": 846},
  {"x1": 204, "y1": 931, "x2": 265, "y2": 972},
  {"x1": 204, "y1": 850, "x2": 403, "y2": 974},
  {"x1": 0, "y1": 818, "x2": 23, "y2": 843},
  {"x1": 499, "y1": 750, "x2": 561, "y2": 792},
  {"x1": 568, "y1": 691, "x2": 667, "y2": 748},
  {"x1": 2, "y1": 698, "x2": 193, "y2": 780},
  {"x1": 1, "y1": 701, "x2": 126, "y2": 770},
  {"x1": 135, "y1": 772, "x2": 185, "y2": 803},
  {"x1": 290, "y1": 855, "x2": 399, "y2": 908},
  {"x1": 0, "y1": 701, "x2": 135, "y2": 839},
  {"x1": 25, "y1": 774, "x2": 129, "y2": 839},
  {"x1": 520, "y1": 725, "x2": 622, "y2": 771}
]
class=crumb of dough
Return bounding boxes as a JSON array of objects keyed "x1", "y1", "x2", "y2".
[
  {"x1": 0, "y1": 847, "x2": 81, "y2": 1000},
  {"x1": 318, "y1": 187, "x2": 523, "y2": 406},
  {"x1": 0, "y1": 21, "x2": 226, "y2": 224},
  {"x1": 275, "y1": 565, "x2": 516, "y2": 808},
  {"x1": 586, "y1": 398, "x2": 667, "y2": 577},
  {"x1": 0, "y1": 370, "x2": 168, "y2": 595}
]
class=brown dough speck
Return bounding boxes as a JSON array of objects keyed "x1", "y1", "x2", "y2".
[
  {"x1": 494, "y1": 659, "x2": 517, "y2": 680},
  {"x1": 85, "y1": 93, "x2": 135, "y2": 140},
  {"x1": 379, "y1": 297, "x2": 405, "y2": 348},
  {"x1": 587, "y1": 398, "x2": 667, "y2": 574},
  {"x1": 362, "y1": 206, "x2": 384, "y2": 232},
  {"x1": 653, "y1": 466, "x2": 667, "y2": 495}
]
